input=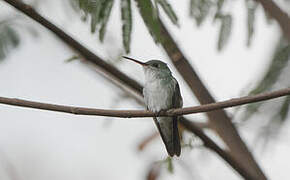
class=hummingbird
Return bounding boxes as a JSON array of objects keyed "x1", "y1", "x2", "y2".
[{"x1": 123, "y1": 56, "x2": 183, "y2": 157}]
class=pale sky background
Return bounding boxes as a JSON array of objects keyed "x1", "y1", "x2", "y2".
[{"x1": 0, "y1": 0, "x2": 290, "y2": 179}]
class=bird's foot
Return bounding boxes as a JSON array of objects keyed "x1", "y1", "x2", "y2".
[{"x1": 157, "y1": 109, "x2": 167, "y2": 117}]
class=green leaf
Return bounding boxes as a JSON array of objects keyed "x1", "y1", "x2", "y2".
[
  {"x1": 279, "y1": 96, "x2": 290, "y2": 121},
  {"x1": 78, "y1": 0, "x2": 89, "y2": 11},
  {"x1": 0, "y1": 39, "x2": 5, "y2": 60},
  {"x1": 74, "y1": 0, "x2": 104, "y2": 33},
  {"x1": 99, "y1": 0, "x2": 114, "y2": 41},
  {"x1": 216, "y1": 0, "x2": 225, "y2": 13},
  {"x1": 5, "y1": 26, "x2": 20, "y2": 47},
  {"x1": 73, "y1": 0, "x2": 114, "y2": 41},
  {"x1": 0, "y1": 25, "x2": 20, "y2": 61},
  {"x1": 90, "y1": 0, "x2": 103, "y2": 33},
  {"x1": 217, "y1": 14, "x2": 232, "y2": 51},
  {"x1": 246, "y1": 0, "x2": 258, "y2": 46},
  {"x1": 190, "y1": 0, "x2": 212, "y2": 26},
  {"x1": 156, "y1": 0, "x2": 178, "y2": 25},
  {"x1": 254, "y1": 96, "x2": 290, "y2": 147},
  {"x1": 165, "y1": 157, "x2": 174, "y2": 173},
  {"x1": 250, "y1": 40, "x2": 290, "y2": 95},
  {"x1": 121, "y1": 0, "x2": 132, "y2": 53},
  {"x1": 135, "y1": 0, "x2": 162, "y2": 43},
  {"x1": 242, "y1": 38, "x2": 290, "y2": 121},
  {"x1": 64, "y1": 55, "x2": 80, "y2": 63},
  {"x1": 214, "y1": 0, "x2": 225, "y2": 20}
]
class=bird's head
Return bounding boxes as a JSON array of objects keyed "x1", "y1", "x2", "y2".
[{"x1": 123, "y1": 56, "x2": 172, "y2": 80}]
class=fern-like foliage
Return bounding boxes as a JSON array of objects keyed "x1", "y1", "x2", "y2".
[
  {"x1": 70, "y1": 0, "x2": 265, "y2": 52},
  {"x1": 156, "y1": 0, "x2": 178, "y2": 25},
  {"x1": 188, "y1": 0, "x2": 261, "y2": 51},
  {"x1": 241, "y1": 37, "x2": 290, "y2": 145},
  {"x1": 216, "y1": 14, "x2": 232, "y2": 51},
  {"x1": 190, "y1": 0, "x2": 213, "y2": 26},
  {"x1": 121, "y1": 0, "x2": 132, "y2": 53},
  {"x1": 243, "y1": 38, "x2": 290, "y2": 119},
  {"x1": 246, "y1": 0, "x2": 258, "y2": 46},
  {"x1": 72, "y1": 0, "x2": 114, "y2": 40},
  {"x1": 69, "y1": 0, "x2": 178, "y2": 53}
]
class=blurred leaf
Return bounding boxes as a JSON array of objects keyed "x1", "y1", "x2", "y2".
[
  {"x1": 156, "y1": 0, "x2": 178, "y2": 25},
  {"x1": 166, "y1": 157, "x2": 174, "y2": 173},
  {"x1": 64, "y1": 55, "x2": 80, "y2": 63},
  {"x1": 253, "y1": 117, "x2": 282, "y2": 152},
  {"x1": 242, "y1": 38, "x2": 290, "y2": 120},
  {"x1": 69, "y1": 0, "x2": 80, "y2": 12},
  {"x1": 135, "y1": 0, "x2": 162, "y2": 43},
  {"x1": 0, "y1": 25, "x2": 20, "y2": 61},
  {"x1": 190, "y1": 0, "x2": 212, "y2": 26},
  {"x1": 121, "y1": 0, "x2": 132, "y2": 53},
  {"x1": 153, "y1": 0, "x2": 160, "y2": 20},
  {"x1": 217, "y1": 14, "x2": 232, "y2": 51},
  {"x1": 6, "y1": 27, "x2": 19, "y2": 46},
  {"x1": 246, "y1": 0, "x2": 258, "y2": 46},
  {"x1": 254, "y1": 97, "x2": 290, "y2": 150},
  {"x1": 216, "y1": 0, "x2": 225, "y2": 16},
  {"x1": 250, "y1": 41, "x2": 290, "y2": 95},
  {"x1": 99, "y1": 0, "x2": 114, "y2": 41},
  {"x1": 73, "y1": 0, "x2": 114, "y2": 39},
  {"x1": 90, "y1": 1, "x2": 103, "y2": 33},
  {"x1": 277, "y1": 96, "x2": 290, "y2": 121},
  {"x1": 21, "y1": 23, "x2": 39, "y2": 37}
]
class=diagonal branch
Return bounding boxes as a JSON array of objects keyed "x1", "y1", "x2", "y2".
[
  {"x1": 179, "y1": 119, "x2": 254, "y2": 180},
  {"x1": 2, "y1": 0, "x2": 143, "y2": 96},
  {"x1": 134, "y1": 0, "x2": 267, "y2": 178},
  {"x1": 256, "y1": 0, "x2": 290, "y2": 41},
  {"x1": 0, "y1": 87, "x2": 289, "y2": 117},
  {"x1": 1, "y1": 0, "x2": 265, "y2": 179},
  {"x1": 158, "y1": 22, "x2": 268, "y2": 180}
]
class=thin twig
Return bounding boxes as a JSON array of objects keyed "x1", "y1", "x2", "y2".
[
  {"x1": 0, "y1": 87, "x2": 289, "y2": 117},
  {"x1": 1, "y1": 0, "x2": 269, "y2": 179},
  {"x1": 138, "y1": 131, "x2": 159, "y2": 151}
]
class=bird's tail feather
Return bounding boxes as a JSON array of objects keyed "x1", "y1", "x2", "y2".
[{"x1": 153, "y1": 116, "x2": 181, "y2": 157}]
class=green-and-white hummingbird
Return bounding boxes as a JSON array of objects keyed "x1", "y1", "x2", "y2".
[{"x1": 123, "y1": 56, "x2": 183, "y2": 157}]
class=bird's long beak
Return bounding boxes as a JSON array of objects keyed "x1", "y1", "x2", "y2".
[{"x1": 122, "y1": 56, "x2": 148, "y2": 66}]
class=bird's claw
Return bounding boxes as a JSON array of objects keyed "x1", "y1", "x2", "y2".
[{"x1": 157, "y1": 109, "x2": 167, "y2": 116}]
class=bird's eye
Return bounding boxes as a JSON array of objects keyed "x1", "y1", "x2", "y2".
[{"x1": 152, "y1": 63, "x2": 159, "y2": 68}]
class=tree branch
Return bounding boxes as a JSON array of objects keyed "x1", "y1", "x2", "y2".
[
  {"x1": 0, "y1": 87, "x2": 289, "y2": 117},
  {"x1": 179, "y1": 119, "x2": 255, "y2": 180},
  {"x1": 1, "y1": 0, "x2": 267, "y2": 179},
  {"x1": 134, "y1": 0, "x2": 267, "y2": 177},
  {"x1": 256, "y1": 0, "x2": 290, "y2": 41},
  {"x1": 2, "y1": 0, "x2": 143, "y2": 96}
]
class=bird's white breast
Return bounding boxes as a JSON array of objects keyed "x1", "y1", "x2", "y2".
[{"x1": 143, "y1": 78, "x2": 175, "y2": 112}]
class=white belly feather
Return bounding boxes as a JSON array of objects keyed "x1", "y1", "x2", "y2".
[{"x1": 143, "y1": 79, "x2": 175, "y2": 112}]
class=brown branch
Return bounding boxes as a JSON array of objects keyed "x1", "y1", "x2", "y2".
[
  {"x1": 159, "y1": 24, "x2": 267, "y2": 179},
  {"x1": 138, "y1": 131, "x2": 159, "y2": 151},
  {"x1": 2, "y1": 0, "x2": 143, "y2": 97},
  {"x1": 1, "y1": 0, "x2": 266, "y2": 179},
  {"x1": 0, "y1": 87, "x2": 289, "y2": 117},
  {"x1": 256, "y1": 0, "x2": 290, "y2": 41}
]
